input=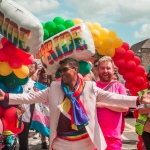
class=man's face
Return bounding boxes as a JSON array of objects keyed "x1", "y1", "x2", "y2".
[
  {"x1": 98, "y1": 61, "x2": 114, "y2": 82},
  {"x1": 28, "y1": 63, "x2": 36, "y2": 75},
  {"x1": 58, "y1": 63, "x2": 77, "y2": 85}
]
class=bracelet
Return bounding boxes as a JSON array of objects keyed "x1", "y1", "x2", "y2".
[{"x1": 136, "y1": 97, "x2": 141, "y2": 106}]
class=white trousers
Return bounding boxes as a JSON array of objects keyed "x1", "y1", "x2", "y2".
[{"x1": 52, "y1": 137, "x2": 95, "y2": 150}]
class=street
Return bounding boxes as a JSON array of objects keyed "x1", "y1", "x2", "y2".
[{"x1": 14, "y1": 113, "x2": 139, "y2": 150}]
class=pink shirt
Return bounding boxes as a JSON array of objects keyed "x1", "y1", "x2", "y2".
[{"x1": 96, "y1": 81, "x2": 127, "y2": 150}]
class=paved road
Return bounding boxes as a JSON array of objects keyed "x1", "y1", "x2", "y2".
[{"x1": 14, "y1": 114, "x2": 138, "y2": 150}]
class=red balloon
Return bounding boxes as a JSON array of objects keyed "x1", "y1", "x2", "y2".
[
  {"x1": 16, "y1": 49, "x2": 31, "y2": 60},
  {"x1": 133, "y1": 109, "x2": 138, "y2": 118},
  {"x1": 0, "y1": 48, "x2": 9, "y2": 61},
  {"x1": 23, "y1": 55, "x2": 34, "y2": 65},
  {"x1": 1, "y1": 117, "x2": 9, "y2": 131},
  {"x1": 3, "y1": 41, "x2": 18, "y2": 56},
  {"x1": 123, "y1": 72, "x2": 135, "y2": 81},
  {"x1": 121, "y1": 42, "x2": 130, "y2": 51},
  {"x1": 9, "y1": 121, "x2": 24, "y2": 134},
  {"x1": 137, "y1": 141, "x2": 142, "y2": 150},
  {"x1": 143, "y1": 73, "x2": 148, "y2": 82},
  {"x1": 133, "y1": 76, "x2": 144, "y2": 87},
  {"x1": 129, "y1": 86, "x2": 141, "y2": 96},
  {"x1": 114, "y1": 59, "x2": 126, "y2": 68},
  {"x1": 118, "y1": 68, "x2": 126, "y2": 75},
  {"x1": 133, "y1": 56, "x2": 141, "y2": 66},
  {"x1": 125, "y1": 60, "x2": 136, "y2": 71},
  {"x1": 1, "y1": 37, "x2": 8, "y2": 45},
  {"x1": 138, "y1": 135, "x2": 143, "y2": 142},
  {"x1": 124, "y1": 50, "x2": 135, "y2": 61},
  {"x1": 125, "y1": 81, "x2": 133, "y2": 89},
  {"x1": 112, "y1": 47, "x2": 126, "y2": 60},
  {"x1": 140, "y1": 82, "x2": 149, "y2": 90},
  {"x1": 8, "y1": 55, "x2": 23, "y2": 69},
  {"x1": 4, "y1": 107, "x2": 17, "y2": 122},
  {"x1": 134, "y1": 65, "x2": 145, "y2": 76},
  {"x1": 0, "y1": 106, "x2": 5, "y2": 117}
]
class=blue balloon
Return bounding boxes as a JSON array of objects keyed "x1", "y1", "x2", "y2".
[
  {"x1": 34, "y1": 82, "x2": 47, "y2": 90},
  {"x1": 0, "y1": 82, "x2": 9, "y2": 92},
  {"x1": 9, "y1": 85, "x2": 23, "y2": 94}
]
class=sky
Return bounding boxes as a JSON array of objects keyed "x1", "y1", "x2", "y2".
[{"x1": 12, "y1": 0, "x2": 150, "y2": 47}]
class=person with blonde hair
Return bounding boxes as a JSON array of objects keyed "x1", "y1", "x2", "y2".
[{"x1": 96, "y1": 56, "x2": 129, "y2": 150}]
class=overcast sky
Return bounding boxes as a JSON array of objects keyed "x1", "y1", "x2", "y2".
[{"x1": 13, "y1": 0, "x2": 150, "y2": 47}]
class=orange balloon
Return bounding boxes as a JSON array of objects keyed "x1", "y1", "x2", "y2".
[{"x1": 0, "y1": 62, "x2": 13, "y2": 76}]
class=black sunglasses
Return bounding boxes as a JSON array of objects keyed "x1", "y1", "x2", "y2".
[
  {"x1": 58, "y1": 67, "x2": 74, "y2": 74},
  {"x1": 94, "y1": 64, "x2": 98, "y2": 67}
]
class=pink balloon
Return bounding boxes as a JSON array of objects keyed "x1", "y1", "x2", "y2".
[
  {"x1": 125, "y1": 60, "x2": 136, "y2": 71},
  {"x1": 134, "y1": 65, "x2": 145, "y2": 76},
  {"x1": 8, "y1": 55, "x2": 23, "y2": 69},
  {"x1": 124, "y1": 50, "x2": 135, "y2": 61},
  {"x1": 0, "y1": 48, "x2": 9, "y2": 61},
  {"x1": 4, "y1": 107, "x2": 17, "y2": 122},
  {"x1": 133, "y1": 56, "x2": 141, "y2": 66},
  {"x1": 121, "y1": 42, "x2": 130, "y2": 51},
  {"x1": 133, "y1": 76, "x2": 144, "y2": 87},
  {"x1": 9, "y1": 121, "x2": 24, "y2": 134}
]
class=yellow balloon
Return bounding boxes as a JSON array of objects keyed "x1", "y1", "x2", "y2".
[
  {"x1": 93, "y1": 22, "x2": 101, "y2": 30},
  {"x1": 91, "y1": 29, "x2": 100, "y2": 42},
  {"x1": 85, "y1": 22, "x2": 94, "y2": 31},
  {"x1": 113, "y1": 37, "x2": 123, "y2": 48},
  {"x1": 94, "y1": 40, "x2": 102, "y2": 48},
  {"x1": 102, "y1": 37, "x2": 113, "y2": 50},
  {"x1": 105, "y1": 48, "x2": 115, "y2": 57},
  {"x1": 0, "y1": 62, "x2": 13, "y2": 76},
  {"x1": 96, "y1": 47, "x2": 106, "y2": 55},
  {"x1": 99, "y1": 28, "x2": 109, "y2": 40},
  {"x1": 108, "y1": 30, "x2": 117, "y2": 39},
  {"x1": 14, "y1": 65, "x2": 29, "y2": 79},
  {"x1": 73, "y1": 18, "x2": 83, "y2": 25}
]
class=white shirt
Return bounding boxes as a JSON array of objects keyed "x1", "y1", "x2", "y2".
[{"x1": 22, "y1": 78, "x2": 35, "y2": 122}]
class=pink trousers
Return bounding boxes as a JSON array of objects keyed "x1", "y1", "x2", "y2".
[{"x1": 52, "y1": 137, "x2": 95, "y2": 150}]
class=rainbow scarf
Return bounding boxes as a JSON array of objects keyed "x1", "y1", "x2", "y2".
[{"x1": 58, "y1": 76, "x2": 89, "y2": 130}]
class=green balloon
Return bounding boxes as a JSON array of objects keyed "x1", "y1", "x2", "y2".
[
  {"x1": 55, "y1": 24, "x2": 66, "y2": 34},
  {"x1": 45, "y1": 21, "x2": 56, "y2": 33},
  {"x1": 78, "y1": 61, "x2": 91, "y2": 75},
  {"x1": 0, "y1": 75, "x2": 4, "y2": 81},
  {"x1": 64, "y1": 20, "x2": 74, "y2": 29},
  {"x1": 19, "y1": 76, "x2": 29, "y2": 85},
  {"x1": 41, "y1": 22, "x2": 45, "y2": 28},
  {"x1": 43, "y1": 29, "x2": 50, "y2": 41},
  {"x1": 3, "y1": 72, "x2": 19, "y2": 89},
  {"x1": 53, "y1": 16, "x2": 64, "y2": 25}
]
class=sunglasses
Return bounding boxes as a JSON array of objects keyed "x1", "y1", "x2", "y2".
[
  {"x1": 94, "y1": 64, "x2": 98, "y2": 67},
  {"x1": 58, "y1": 67, "x2": 74, "y2": 74}
]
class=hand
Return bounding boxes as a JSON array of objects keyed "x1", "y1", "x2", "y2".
[
  {"x1": 141, "y1": 90, "x2": 150, "y2": 104},
  {"x1": 0, "y1": 89, "x2": 5, "y2": 101},
  {"x1": 17, "y1": 105, "x2": 26, "y2": 114}
]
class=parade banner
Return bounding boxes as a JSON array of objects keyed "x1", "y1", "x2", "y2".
[
  {"x1": 0, "y1": 0, "x2": 43, "y2": 54},
  {"x1": 37, "y1": 23, "x2": 95, "y2": 74}
]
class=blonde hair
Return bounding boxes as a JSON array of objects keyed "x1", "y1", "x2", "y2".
[{"x1": 98, "y1": 56, "x2": 115, "y2": 68}]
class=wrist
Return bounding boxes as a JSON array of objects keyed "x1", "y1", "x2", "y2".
[{"x1": 136, "y1": 96, "x2": 141, "y2": 106}]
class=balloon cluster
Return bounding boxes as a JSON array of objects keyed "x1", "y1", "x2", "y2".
[
  {"x1": 0, "y1": 37, "x2": 33, "y2": 135},
  {"x1": 0, "y1": 106, "x2": 24, "y2": 134},
  {"x1": 112, "y1": 42, "x2": 148, "y2": 96},
  {"x1": 42, "y1": 16, "x2": 75, "y2": 41},
  {"x1": 0, "y1": 38, "x2": 33, "y2": 94}
]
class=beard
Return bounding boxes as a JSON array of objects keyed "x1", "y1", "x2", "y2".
[{"x1": 99, "y1": 74, "x2": 112, "y2": 82}]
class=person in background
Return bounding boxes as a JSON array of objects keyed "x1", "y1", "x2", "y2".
[
  {"x1": 137, "y1": 72, "x2": 150, "y2": 150},
  {"x1": 0, "y1": 57, "x2": 148, "y2": 150},
  {"x1": 92, "y1": 59, "x2": 100, "y2": 81},
  {"x1": 18, "y1": 61, "x2": 38, "y2": 150},
  {"x1": 96, "y1": 56, "x2": 129, "y2": 150}
]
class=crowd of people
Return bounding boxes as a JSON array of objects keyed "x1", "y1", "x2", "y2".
[{"x1": 0, "y1": 56, "x2": 150, "y2": 150}]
